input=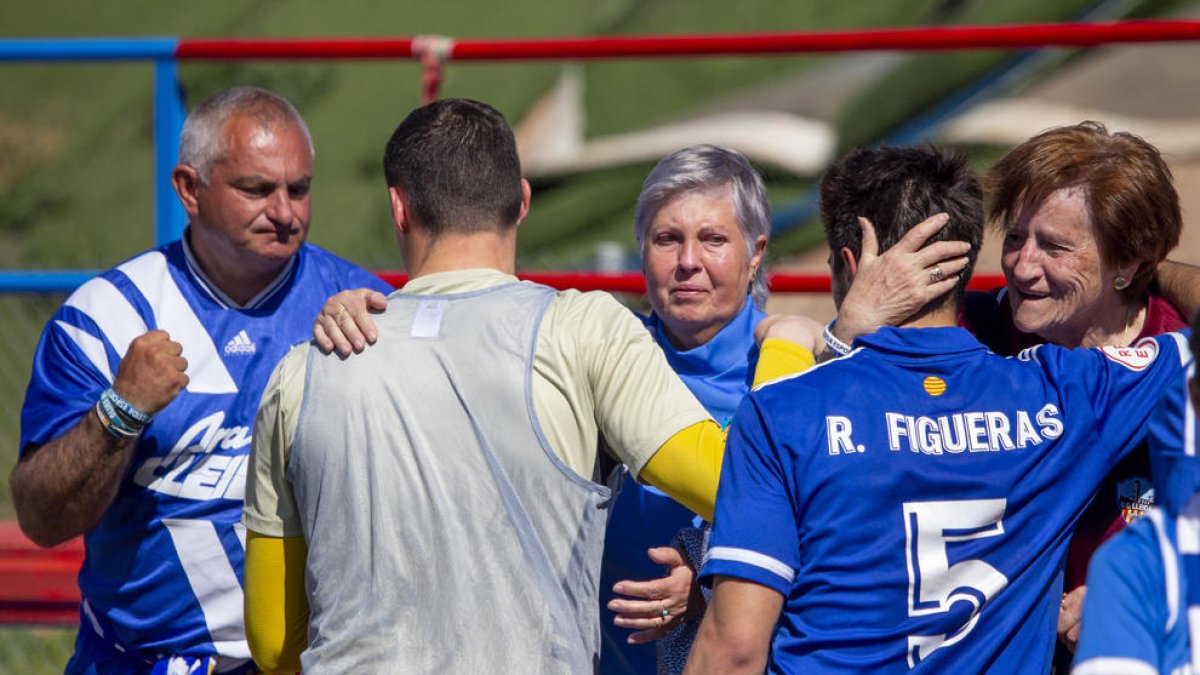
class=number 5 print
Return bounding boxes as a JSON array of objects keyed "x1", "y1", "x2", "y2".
[{"x1": 902, "y1": 499, "x2": 1009, "y2": 668}]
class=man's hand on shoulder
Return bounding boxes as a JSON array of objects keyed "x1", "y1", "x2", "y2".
[
  {"x1": 752, "y1": 316, "x2": 821, "y2": 386},
  {"x1": 313, "y1": 289, "x2": 388, "y2": 357},
  {"x1": 754, "y1": 315, "x2": 823, "y2": 355},
  {"x1": 114, "y1": 330, "x2": 189, "y2": 415}
]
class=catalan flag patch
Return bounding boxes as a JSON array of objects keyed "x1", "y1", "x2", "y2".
[{"x1": 923, "y1": 376, "x2": 946, "y2": 397}]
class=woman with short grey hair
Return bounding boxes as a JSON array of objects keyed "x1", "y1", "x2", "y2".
[
  {"x1": 601, "y1": 144, "x2": 774, "y2": 675},
  {"x1": 634, "y1": 144, "x2": 773, "y2": 311}
]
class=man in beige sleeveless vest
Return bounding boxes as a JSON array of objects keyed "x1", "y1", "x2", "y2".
[{"x1": 239, "y1": 99, "x2": 818, "y2": 674}]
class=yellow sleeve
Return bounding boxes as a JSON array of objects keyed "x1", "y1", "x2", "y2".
[
  {"x1": 639, "y1": 342, "x2": 815, "y2": 522},
  {"x1": 638, "y1": 420, "x2": 726, "y2": 522},
  {"x1": 245, "y1": 531, "x2": 309, "y2": 674},
  {"x1": 753, "y1": 339, "x2": 816, "y2": 388}
]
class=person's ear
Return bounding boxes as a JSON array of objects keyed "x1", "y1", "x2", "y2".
[
  {"x1": 1113, "y1": 261, "x2": 1141, "y2": 291},
  {"x1": 171, "y1": 165, "x2": 202, "y2": 219},
  {"x1": 389, "y1": 186, "x2": 410, "y2": 236},
  {"x1": 840, "y1": 246, "x2": 860, "y2": 278},
  {"x1": 748, "y1": 235, "x2": 767, "y2": 278},
  {"x1": 515, "y1": 178, "x2": 532, "y2": 227}
]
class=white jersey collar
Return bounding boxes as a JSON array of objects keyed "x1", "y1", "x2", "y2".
[{"x1": 181, "y1": 229, "x2": 297, "y2": 310}]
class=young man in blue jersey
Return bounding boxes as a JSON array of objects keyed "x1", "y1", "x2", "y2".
[
  {"x1": 1071, "y1": 315, "x2": 1200, "y2": 674},
  {"x1": 684, "y1": 145, "x2": 1192, "y2": 674},
  {"x1": 10, "y1": 86, "x2": 389, "y2": 674}
]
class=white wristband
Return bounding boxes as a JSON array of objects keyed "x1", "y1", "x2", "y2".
[{"x1": 823, "y1": 320, "x2": 852, "y2": 357}]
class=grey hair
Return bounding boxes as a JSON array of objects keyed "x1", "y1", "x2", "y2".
[
  {"x1": 634, "y1": 144, "x2": 771, "y2": 308},
  {"x1": 178, "y1": 86, "x2": 314, "y2": 182}
]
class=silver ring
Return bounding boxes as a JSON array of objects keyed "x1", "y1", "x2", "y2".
[{"x1": 928, "y1": 265, "x2": 944, "y2": 283}]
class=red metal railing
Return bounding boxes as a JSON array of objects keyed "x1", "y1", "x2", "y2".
[
  {"x1": 375, "y1": 272, "x2": 1008, "y2": 293},
  {"x1": 0, "y1": 523, "x2": 82, "y2": 625},
  {"x1": 176, "y1": 21, "x2": 1200, "y2": 61}
]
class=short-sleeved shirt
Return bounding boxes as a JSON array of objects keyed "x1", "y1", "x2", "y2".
[
  {"x1": 1072, "y1": 508, "x2": 1194, "y2": 675},
  {"x1": 19, "y1": 235, "x2": 388, "y2": 669},
  {"x1": 701, "y1": 326, "x2": 1187, "y2": 673},
  {"x1": 1074, "y1": 340, "x2": 1200, "y2": 674},
  {"x1": 244, "y1": 268, "x2": 710, "y2": 538}
]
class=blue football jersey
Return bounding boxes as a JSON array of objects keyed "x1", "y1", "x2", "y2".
[
  {"x1": 1074, "y1": 342, "x2": 1200, "y2": 675},
  {"x1": 20, "y1": 237, "x2": 388, "y2": 671},
  {"x1": 1148, "y1": 353, "x2": 1200, "y2": 517},
  {"x1": 701, "y1": 326, "x2": 1188, "y2": 674},
  {"x1": 1073, "y1": 507, "x2": 1194, "y2": 675}
]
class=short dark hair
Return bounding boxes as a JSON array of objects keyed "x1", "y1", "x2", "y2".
[
  {"x1": 819, "y1": 145, "x2": 983, "y2": 316},
  {"x1": 382, "y1": 98, "x2": 524, "y2": 235},
  {"x1": 987, "y1": 121, "x2": 1181, "y2": 304}
]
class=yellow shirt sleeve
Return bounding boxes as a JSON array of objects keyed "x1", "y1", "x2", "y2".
[
  {"x1": 638, "y1": 342, "x2": 815, "y2": 522},
  {"x1": 245, "y1": 531, "x2": 309, "y2": 673},
  {"x1": 753, "y1": 338, "x2": 816, "y2": 389},
  {"x1": 638, "y1": 420, "x2": 726, "y2": 522}
]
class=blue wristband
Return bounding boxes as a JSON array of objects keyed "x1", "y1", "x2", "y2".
[
  {"x1": 823, "y1": 320, "x2": 852, "y2": 357},
  {"x1": 95, "y1": 399, "x2": 140, "y2": 439},
  {"x1": 99, "y1": 394, "x2": 142, "y2": 435},
  {"x1": 103, "y1": 387, "x2": 152, "y2": 425}
]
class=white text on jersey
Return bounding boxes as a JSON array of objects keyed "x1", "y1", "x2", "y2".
[
  {"x1": 132, "y1": 411, "x2": 250, "y2": 501},
  {"x1": 825, "y1": 404, "x2": 1064, "y2": 456}
]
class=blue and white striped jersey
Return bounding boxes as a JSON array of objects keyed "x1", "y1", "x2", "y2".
[
  {"x1": 19, "y1": 236, "x2": 388, "y2": 671},
  {"x1": 701, "y1": 326, "x2": 1188, "y2": 674},
  {"x1": 1073, "y1": 344, "x2": 1200, "y2": 675},
  {"x1": 1073, "y1": 506, "x2": 1195, "y2": 675}
]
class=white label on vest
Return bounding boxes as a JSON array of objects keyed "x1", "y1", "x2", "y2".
[{"x1": 411, "y1": 299, "x2": 448, "y2": 338}]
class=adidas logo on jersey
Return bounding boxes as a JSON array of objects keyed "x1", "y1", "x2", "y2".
[{"x1": 223, "y1": 330, "x2": 256, "y2": 356}]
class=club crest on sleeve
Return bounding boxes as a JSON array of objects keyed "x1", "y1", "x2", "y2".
[
  {"x1": 1100, "y1": 337, "x2": 1159, "y2": 371},
  {"x1": 1116, "y1": 476, "x2": 1154, "y2": 524}
]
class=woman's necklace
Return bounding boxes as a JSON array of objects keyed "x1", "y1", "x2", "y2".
[{"x1": 1116, "y1": 302, "x2": 1149, "y2": 347}]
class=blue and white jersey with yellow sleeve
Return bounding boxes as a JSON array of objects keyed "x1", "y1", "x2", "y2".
[
  {"x1": 19, "y1": 236, "x2": 388, "y2": 672},
  {"x1": 700, "y1": 326, "x2": 1188, "y2": 674}
]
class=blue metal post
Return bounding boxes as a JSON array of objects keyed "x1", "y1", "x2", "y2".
[
  {"x1": 153, "y1": 57, "x2": 186, "y2": 244},
  {"x1": 0, "y1": 36, "x2": 176, "y2": 62},
  {"x1": 0, "y1": 271, "x2": 101, "y2": 293}
]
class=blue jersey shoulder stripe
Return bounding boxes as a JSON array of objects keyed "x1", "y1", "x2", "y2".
[
  {"x1": 121, "y1": 250, "x2": 238, "y2": 394},
  {"x1": 1151, "y1": 509, "x2": 1182, "y2": 632},
  {"x1": 705, "y1": 546, "x2": 795, "y2": 583},
  {"x1": 1073, "y1": 657, "x2": 1159, "y2": 675},
  {"x1": 64, "y1": 273, "x2": 148, "y2": 361},
  {"x1": 53, "y1": 319, "x2": 114, "y2": 384}
]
